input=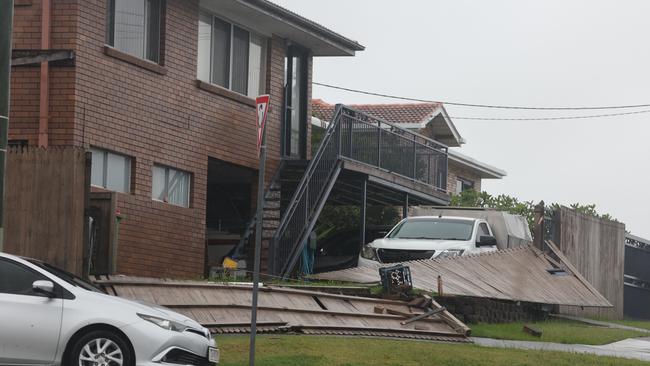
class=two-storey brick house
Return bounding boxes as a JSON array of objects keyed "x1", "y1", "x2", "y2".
[{"x1": 8, "y1": 0, "x2": 364, "y2": 278}]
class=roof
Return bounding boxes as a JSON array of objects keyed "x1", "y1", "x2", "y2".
[
  {"x1": 312, "y1": 99, "x2": 441, "y2": 126},
  {"x1": 201, "y1": 0, "x2": 364, "y2": 56},
  {"x1": 311, "y1": 99, "x2": 463, "y2": 147},
  {"x1": 313, "y1": 244, "x2": 612, "y2": 307},
  {"x1": 448, "y1": 149, "x2": 507, "y2": 179}
]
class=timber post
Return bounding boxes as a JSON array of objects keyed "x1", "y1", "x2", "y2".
[{"x1": 533, "y1": 200, "x2": 545, "y2": 250}]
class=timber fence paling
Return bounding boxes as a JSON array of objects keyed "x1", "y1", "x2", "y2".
[{"x1": 4, "y1": 147, "x2": 87, "y2": 275}]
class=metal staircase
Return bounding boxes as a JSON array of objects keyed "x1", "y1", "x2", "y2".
[{"x1": 233, "y1": 105, "x2": 449, "y2": 279}]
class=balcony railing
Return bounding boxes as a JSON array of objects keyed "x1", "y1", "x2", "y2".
[{"x1": 339, "y1": 106, "x2": 448, "y2": 191}]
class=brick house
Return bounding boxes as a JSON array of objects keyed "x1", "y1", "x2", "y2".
[
  {"x1": 8, "y1": 0, "x2": 364, "y2": 278},
  {"x1": 311, "y1": 100, "x2": 506, "y2": 196}
]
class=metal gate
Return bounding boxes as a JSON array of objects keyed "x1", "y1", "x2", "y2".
[{"x1": 624, "y1": 234, "x2": 650, "y2": 319}]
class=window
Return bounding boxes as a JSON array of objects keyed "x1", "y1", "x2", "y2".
[
  {"x1": 197, "y1": 12, "x2": 267, "y2": 97},
  {"x1": 152, "y1": 165, "x2": 191, "y2": 207},
  {"x1": 283, "y1": 46, "x2": 308, "y2": 158},
  {"x1": 90, "y1": 148, "x2": 132, "y2": 193},
  {"x1": 478, "y1": 223, "x2": 491, "y2": 237},
  {"x1": 0, "y1": 258, "x2": 49, "y2": 297},
  {"x1": 107, "y1": 0, "x2": 162, "y2": 63},
  {"x1": 455, "y1": 177, "x2": 475, "y2": 194},
  {"x1": 387, "y1": 218, "x2": 475, "y2": 241}
]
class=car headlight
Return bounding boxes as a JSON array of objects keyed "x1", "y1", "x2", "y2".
[
  {"x1": 138, "y1": 313, "x2": 188, "y2": 332},
  {"x1": 360, "y1": 245, "x2": 378, "y2": 261},
  {"x1": 437, "y1": 249, "x2": 465, "y2": 259}
]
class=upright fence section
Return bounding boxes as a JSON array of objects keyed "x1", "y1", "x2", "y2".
[
  {"x1": 3, "y1": 147, "x2": 90, "y2": 276},
  {"x1": 271, "y1": 106, "x2": 449, "y2": 277}
]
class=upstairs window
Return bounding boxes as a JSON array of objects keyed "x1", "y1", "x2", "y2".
[
  {"x1": 152, "y1": 165, "x2": 191, "y2": 207},
  {"x1": 197, "y1": 12, "x2": 267, "y2": 97},
  {"x1": 90, "y1": 148, "x2": 132, "y2": 194},
  {"x1": 107, "y1": 0, "x2": 163, "y2": 63}
]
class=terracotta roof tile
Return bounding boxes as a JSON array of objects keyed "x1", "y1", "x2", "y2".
[{"x1": 312, "y1": 99, "x2": 442, "y2": 125}]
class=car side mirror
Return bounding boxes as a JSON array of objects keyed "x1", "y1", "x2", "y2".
[
  {"x1": 476, "y1": 235, "x2": 497, "y2": 247},
  {"x1": 32, "y1": 280, "x2": 55, "y2": 297}
]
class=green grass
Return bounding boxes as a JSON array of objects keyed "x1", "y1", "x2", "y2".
[
  {"x1": 471, "y1": 320, "x2": 647, "y2": 345},
  {"x1": 215, "y1": 335, "x2": 647, "y2": 366},
  {"x1": 607, "y1": 319, "x2": 650, "y2": 331}
]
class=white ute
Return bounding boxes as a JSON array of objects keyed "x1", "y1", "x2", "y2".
[{"x1": 358, "y1": 216, "x2": 498, "y2": 266}]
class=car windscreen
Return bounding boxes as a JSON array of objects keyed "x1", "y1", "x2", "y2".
[
  {"x1": 26, "y1": 259, "x2": 105, "y2": 293},
  {"x1": 387, "y1": 218, "x2": 474, "y2": 241}
]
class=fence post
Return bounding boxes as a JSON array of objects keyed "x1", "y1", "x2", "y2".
[{"x1": 533, "y1": 200, "x2": 545, "y2": 250}]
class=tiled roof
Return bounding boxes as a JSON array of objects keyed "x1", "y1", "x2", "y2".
[{"x1": 312, "y1": 99, "x2": 442, "y2": 125}]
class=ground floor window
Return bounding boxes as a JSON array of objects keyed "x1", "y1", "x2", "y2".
[
  {"x1": 90, "y1": 148, "x2": 132, "y2": 193},
  {"x1": 152, "y1": 164, "x2": 191, "y2": 207},
  {"x1": 455, "y1": 177, "x2": 475, "y2": 194}
]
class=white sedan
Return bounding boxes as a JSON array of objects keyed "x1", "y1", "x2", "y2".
[{"x1": 0, "y1": 252, "x2": 219, "y2": 365}]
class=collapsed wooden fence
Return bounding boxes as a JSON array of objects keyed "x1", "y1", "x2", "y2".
[{"x1": 96, "y1": 276, "x2": 471, "y2": 342}]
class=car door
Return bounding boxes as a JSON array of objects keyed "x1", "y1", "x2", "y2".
[{"x1": 0, "y1": 258, "x2": 63, "y2": 365}]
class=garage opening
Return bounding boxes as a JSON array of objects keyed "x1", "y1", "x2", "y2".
[{"x1": 205, "y1": 158, "x2": 255, "y2": 274}]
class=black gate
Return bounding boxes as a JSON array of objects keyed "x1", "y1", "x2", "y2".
[{"x1": 624, "y1": 234, "x2": 650, "y2": 319}]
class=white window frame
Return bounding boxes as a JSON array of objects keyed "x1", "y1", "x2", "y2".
[
  {"x1": 197, "y1": 11, "x2": 267, "y2": 97},
  {"x1": 152, "y1": 164, "x2": 191, "y2": 208},
  {"x1": 90, "y1": 148, "x2": 132, "y2": 194}
]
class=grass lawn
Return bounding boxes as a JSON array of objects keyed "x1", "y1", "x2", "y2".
[
  {"x1": 471, "y1": 320, "x2": 647, "y2": 345},
  {"x1": 215, "y1": 335, "x2": 647, "y2": 366},
  {"x1": 606, "y1": 319, "x2": 650, "y2": 331}
]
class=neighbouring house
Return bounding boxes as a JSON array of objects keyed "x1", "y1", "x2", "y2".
[
  {"x1": 311, "y1": 100, "x2": 506, "y2": 196},
  {"x1": 7, "y1": 0, "x2": 364, "y2": 278}
]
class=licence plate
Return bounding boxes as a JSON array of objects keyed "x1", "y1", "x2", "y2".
[{"x1": 208, "y1": 347, "x2": 220, "y2": 363}]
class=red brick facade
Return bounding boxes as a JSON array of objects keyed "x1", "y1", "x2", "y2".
[
  {"x1": 9, "y1": 0, "x2": 314, "y2": 278},
  {"x1": 447, "y1": 161, "x2": 482, "y2": 195}
]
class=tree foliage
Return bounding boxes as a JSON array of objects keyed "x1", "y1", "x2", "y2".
[{"x1": 450, "y1": 190, "x2": 617, "y2": 231}]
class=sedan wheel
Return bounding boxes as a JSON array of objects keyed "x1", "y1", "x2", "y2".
[{"x1": 70, "y1": 330, "x2": 133, "y2": 366}]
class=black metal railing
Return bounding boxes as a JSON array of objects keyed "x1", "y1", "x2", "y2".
[
  {"x1": 339, "y1": 107, "x2": 448, "y2": 191},
  {"x1": 271, "y1": 106, "x2": 449, "y2": 277}
]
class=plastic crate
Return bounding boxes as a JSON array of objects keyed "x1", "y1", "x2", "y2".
[{"x1": 379, "y1": 264, "x2": 412, "y2": 294}]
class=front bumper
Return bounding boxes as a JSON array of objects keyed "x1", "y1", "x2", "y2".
[
  {"x1": 121, "y1": 320, "x2": 216, "y2": 365},
  {"x1": 357, "y1": 255, "x2": 381, "y2": 267}
]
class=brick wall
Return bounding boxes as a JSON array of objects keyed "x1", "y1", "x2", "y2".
[
  {"x1": 447, "y1": 160, "x2": 482, "y2": 195},
  {"x1": 9, "y1": 0, "x2": 306, "y2": 278},
  {"x1": 10, "y1": 0, "x2": 78, "y2": 146}
]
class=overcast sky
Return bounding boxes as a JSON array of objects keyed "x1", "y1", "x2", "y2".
[{"x1": 274, "y1": 0, "x2": 650, "y2": 239}]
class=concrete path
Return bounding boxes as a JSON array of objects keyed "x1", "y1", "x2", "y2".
[{"x1": 472, "y1": 337, "x2": 650, "y2": 362}]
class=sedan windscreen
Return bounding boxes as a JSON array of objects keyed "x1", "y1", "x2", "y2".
[{"x1": 387, "y1": 219, "x2": 474, "y2": 241}]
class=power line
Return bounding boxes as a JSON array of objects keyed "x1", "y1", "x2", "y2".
[
  {"x1": 450, "y1": 108, "x2": 650, "y2": 121},
  {"x1": 314, "y1": 81, "x2": 650, "y2": 111}
]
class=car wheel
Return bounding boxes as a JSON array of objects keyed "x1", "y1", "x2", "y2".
[{"x1": 70, "y1": 330, "x2": 134, "y2": 366}]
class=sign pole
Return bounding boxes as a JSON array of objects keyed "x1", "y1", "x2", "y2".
[
  {"x1": 0, "y1": 0, "x2": 15, "y2": 251},
  {"x1": 249, "y1": 95, "x2": 269, "y2": 366}
]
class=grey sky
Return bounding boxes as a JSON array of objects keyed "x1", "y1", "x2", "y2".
[{"x1": 274, "y1": 0, "x2": 650, "y2": 238}]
